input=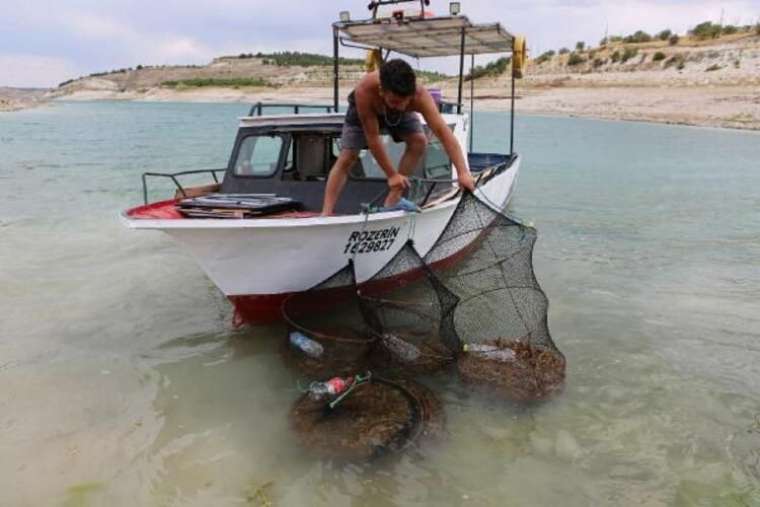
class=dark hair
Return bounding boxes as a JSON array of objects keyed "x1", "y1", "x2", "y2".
[{"x1": 379, "y1": 59, "x2": 417, "y2": 97}]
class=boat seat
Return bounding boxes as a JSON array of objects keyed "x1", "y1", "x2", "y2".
[{"x1": 296, "y1": 134, "x2": 329, "y2": 181}]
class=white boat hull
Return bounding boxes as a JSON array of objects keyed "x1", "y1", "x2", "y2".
[{"x1": 122, "y1": 157, "x2": 519, "y2": 322}]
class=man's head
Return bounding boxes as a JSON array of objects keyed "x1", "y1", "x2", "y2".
[{"x1": 379, "y1": 59, "x2": 417, "y2": 111}]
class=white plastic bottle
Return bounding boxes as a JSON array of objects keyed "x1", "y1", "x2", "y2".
[
  {"x1": 382, "y1": 333, "x2": 421, "y2": 362},
  {"x1": 289, "y1": 331, "x2": 324, "y2": 359},
  {"x1": 464, "y1": 343, "x2": 516, "y2": 362}
]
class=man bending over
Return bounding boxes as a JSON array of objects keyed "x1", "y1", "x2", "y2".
[{"x1": 321, "y1": 59, "x2": 475, "y2": 216}]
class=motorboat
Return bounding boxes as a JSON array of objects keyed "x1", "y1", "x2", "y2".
[{"x1": 121, "y1": 0, "x2": 527, "y2": 324}]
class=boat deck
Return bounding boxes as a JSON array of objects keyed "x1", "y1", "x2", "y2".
[{"x1": 126, "y1": 199, "x2": 324, "y2": 220}]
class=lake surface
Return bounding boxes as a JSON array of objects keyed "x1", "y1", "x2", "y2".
[{"x1": 1, "y1": 101, "x2": 759, "y2": 506}]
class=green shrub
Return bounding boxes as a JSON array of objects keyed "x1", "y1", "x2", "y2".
[
  {"x1": 575, "y1": 41, "x2": 585, "y2": 51},
  {"x1": 465, "y1": 56, "x2": 511, "y2": 81},
  {"x1": 535, "y1": 50, "x2": 555, "y2": 64},
  {"x1": 677, "y1": 60, "x2": 686, "y2": 70},
  {"x1": 621, "y1": 47, "x2": 638, "y2": 62},
  {"x1": 161, "y1": 78, "x2": 271, "y2": 88},
  {"x1": 691, "y1": 21, "x2": 721, "y2": 40},
  {"x1": 653, "y1": 51, "x2": 666, "y2": 61},
  {"x1": 705, "y1": 64, "x2": 722, "y2": 72},
  {"x1": 592, "y1": 58, "x2": 605, "y2": 68},
  {"x1": 610, "y1": 50, "x2": 621, "y2": 63},
  {"x1": 657, "y1": 29, "x2": 672, "y2": 41},
  {"x1": 722, "y1": 25, "x2": 738, "y2": 35},
  {"x1": 558, "y1": 47, "x2": 570, "y2": 55},
  {"x1": 567, "y1": 53, "x2": 586, "y2": 66},
  {"x1": 253, "y1": 51, "x2": 363, "y2": 67},
  {"x1": 623, "y1": 30, "x2": 652, "y2": 43},
  {"x1": 669, "y1": 34, "x2": 680, "y2": 45}
]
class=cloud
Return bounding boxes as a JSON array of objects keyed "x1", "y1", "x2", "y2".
[
  {"x1": 2, "y1": 0, "x2": 759, "y2": 87},
  {"x1": 0, "y1": 54, "x2": 80, "y2": 88}
]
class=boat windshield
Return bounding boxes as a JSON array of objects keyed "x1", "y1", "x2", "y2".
[
  {"x1": 234, "y1": 134, "x2": 284, "y2": 177},
  {"x1": 349, "y1": 124, "x2": 454, "y2": 180}
]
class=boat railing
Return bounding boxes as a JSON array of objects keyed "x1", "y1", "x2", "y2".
[
  {"x1": 141, "y1": 169, "x2": 226, "y2": 205},
  {"x1": 248, "y1": 102, "x2": 336, "y2": 116},
  {"x1": 247, "y1": 101, "x2": 459, "y2": 116}
]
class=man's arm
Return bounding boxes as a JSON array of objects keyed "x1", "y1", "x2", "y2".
[
  {"x1": 355, "y1": 86, "x2": 409, "y2": 191},
  {"x1": 416, "y1": 90, "x2": 475, "y2": 192}
]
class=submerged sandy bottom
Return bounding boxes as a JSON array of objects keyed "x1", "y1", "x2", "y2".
[{"x1": 1, "y1": 102, "x2": 758, "y2": 506}]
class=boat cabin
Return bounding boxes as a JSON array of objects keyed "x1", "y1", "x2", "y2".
[
  {"x1": 220, "y1": 110, "x2": 472, "y2": 215},
  {"x1": 131, "y1": 0, "x2": 524, "y2": 219}
]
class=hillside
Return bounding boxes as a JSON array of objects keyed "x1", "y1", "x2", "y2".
[
  {"x1": 439, "y1": 27, "x2": 760, "y2": 130},
  {"x1": 0, "y1": 87, "x2": 48, "y2": 112},
  {"x1": 6, "y1": 29, "x2": 760, "y2": 130},
  {"x1": 47, "y1": 51, "x2": 448, "y2": 104}
]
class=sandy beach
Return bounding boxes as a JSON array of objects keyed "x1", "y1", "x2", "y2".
[{"x1": 50, "y1": 80, "x2": 760, "y2": 132}]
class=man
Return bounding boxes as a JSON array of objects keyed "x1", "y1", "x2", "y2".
[{"x1": 321, "y1": 59, "x2": 475, "y2": 216}]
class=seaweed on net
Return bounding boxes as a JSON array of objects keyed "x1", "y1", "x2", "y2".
[
  {"x1": 425, "y1": 192, "x2": 566, "y2": 400},
  {"x1": 285, "y1": 189, "x2": 565, "y2": 461},
  {"x1": 357, "y1": 192, "x2": 566, "y2": 400},
  {"x1": 289, "y1": 377, "x2": 444, "y2": 460}
]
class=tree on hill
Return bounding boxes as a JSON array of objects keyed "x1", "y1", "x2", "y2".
[
  {"x1": 567, "y1": 53, "x2": 586, "y2": 66},
  {"x1": 623, "y1": 30, "x2": 652, "y2": 43},
  {"x1": 575, "y1": 41, "x2": 585, "y2": 51},
  {"x1": 535, "y1": 50, "x2": 555, "y2": 64},
  {"x1": 657, "y1": 29, "x2": 672, "y2": 41},
  {"x1": 253, "y1": 51, "x2": 364, "y2": 67},
  {"x1": 690, "y1": 21, "x2": 722, "y2": 39},
  {"x1": 465, "y1": 56, "x2": 511, "y2": 81}
]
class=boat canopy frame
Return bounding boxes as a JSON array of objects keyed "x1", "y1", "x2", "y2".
[{"x1": 332, "y1": 1, "x2": 518, "y2": 155}]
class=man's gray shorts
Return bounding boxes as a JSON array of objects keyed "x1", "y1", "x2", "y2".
[{"x1": 340, "y1": 107, "x2": 424, "y2": 151}]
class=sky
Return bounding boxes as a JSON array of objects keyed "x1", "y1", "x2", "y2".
[{"x1": 1, "y1": 0, "x2": 759, "y2": 88}]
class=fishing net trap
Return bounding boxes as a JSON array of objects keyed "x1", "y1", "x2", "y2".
[
  {"x1": 285, "y1": 191, "x2": 564, "y2": 459},
  {"x1": 289, "y1": 373, "x2": 445, "y2": 460},
  {"x1": 282, "y1": 264, "x2": 376, "y2": 378},
  {"x1": 426, "y1": 192, "x2": 566, "y2": 401}
]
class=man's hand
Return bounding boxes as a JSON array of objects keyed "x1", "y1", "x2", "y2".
[
  {"x1": 457, "y1": 172, "x2": 476, "y2": 193},
  {"x1": 388, "y1": 172, "x2": 410, "y2": 192}
]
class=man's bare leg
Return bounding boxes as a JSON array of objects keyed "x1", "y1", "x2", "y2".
[
  {"x1": 384, "y1": 132, "x2": 427, "y2": 207},
  {"x1": 322, "y1": 149, "x2": 360, "y2": 216}
]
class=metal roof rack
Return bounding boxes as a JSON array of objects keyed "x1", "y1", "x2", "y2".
[{"x1": 334, "y1": 15, "x2": 514, "y2": 58}]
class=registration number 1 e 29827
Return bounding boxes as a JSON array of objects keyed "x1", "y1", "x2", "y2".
[{"x1": 343, "y1": 226, "x2": 401, "y2": 255}]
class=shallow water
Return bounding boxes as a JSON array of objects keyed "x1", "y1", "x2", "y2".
[{"x1": 1, "y1": 101, "x2": 759, "y2": 506}]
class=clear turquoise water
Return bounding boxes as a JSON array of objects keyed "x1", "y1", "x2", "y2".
[{"x1": 1, "y1": 101, "x2": 759, "y2": 506}]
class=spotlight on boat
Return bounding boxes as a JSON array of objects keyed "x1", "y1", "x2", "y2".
[
  {"x1": 449, "y1": 2, "x2": 461, "y2": 15},
  {"x1": 340, "y1": 10, "x2": 351, "y2": 22}
]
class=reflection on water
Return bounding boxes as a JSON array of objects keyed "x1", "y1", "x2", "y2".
[{"x1": 1, "y1": 102, "x2": 759, "y2": 506}]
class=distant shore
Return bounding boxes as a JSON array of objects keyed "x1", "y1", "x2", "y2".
[
  {"x1": 0, "y1": 88, "x2": 48, "y2": 112},
  {"x1": 4, "y1": 84, "x2": 759, "y2": 132},
  {"x1": 44, "y1": 81, "x2": 760, "y2": 132},
  {"x1": 4, "y1": 31, "x2": 759, "y2": 131}
]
